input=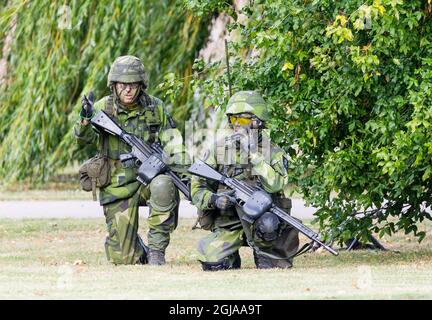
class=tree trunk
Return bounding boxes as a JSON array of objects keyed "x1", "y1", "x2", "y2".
[{"x1": 0, "y1": 0, "x2": 17, "y2": 87}]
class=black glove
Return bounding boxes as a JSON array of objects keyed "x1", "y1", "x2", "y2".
[
  {"x1": 209, "y1": 190, "x2": 236, "y2": 210},
  {"x1": 230, "y1": 131, "x2": 258, "y2": 158},
  {"x1": 80, "y1": 91, "x2": 95, "y2": 120}
]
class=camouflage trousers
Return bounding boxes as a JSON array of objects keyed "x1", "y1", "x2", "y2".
[
  {"x1": 103, "y1": 175, "x2": 179, "y2": 265},
  {"x1": 197, "y1": 205, "x2": 300, "y2": 269}
]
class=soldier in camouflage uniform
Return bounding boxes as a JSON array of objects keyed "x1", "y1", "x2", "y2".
[
  {"x1": 74, "y1": 55, "x2": 187, "y2": 265},
  {"x1": 191, "y1": 91, "x2": 300, "y2": 271}
]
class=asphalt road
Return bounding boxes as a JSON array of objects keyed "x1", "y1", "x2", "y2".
[{"x1": 0, "y1": 199, "x2": 317, "y2": 220}]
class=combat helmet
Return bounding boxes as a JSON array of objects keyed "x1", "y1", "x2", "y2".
[
  {"x1": 107, "y1": 55, "x2": 148, "y2": 88},
  {"x1": 226, "y1": 91, "x2": 269, "y2": 123}
]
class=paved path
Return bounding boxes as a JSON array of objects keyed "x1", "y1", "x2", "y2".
[{"x1": 0, "y1": 199, "x2": 317, "y2": 219}]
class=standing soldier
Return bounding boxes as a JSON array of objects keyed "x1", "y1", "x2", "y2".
[
  {"x1": 191, "y1": 91, "x2": 300, "y2": 270},
  {"x1": 74, "y1": 55, "x2": 187, "y2": 265}
]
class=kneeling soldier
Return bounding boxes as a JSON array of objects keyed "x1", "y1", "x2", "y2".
[
  {"x1": 191, "y1": 91, "x2": 300, "y2": 270},
  {"x1": 74, "y1": 56, "x2": 187, "y2": 265}
]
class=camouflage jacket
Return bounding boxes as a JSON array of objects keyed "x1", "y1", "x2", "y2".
[
  {"x1": 191, "y1": 130, "x2": 289, "y2": 211},
  {"x1": 74, "y1": 95, "x2": 187, "y2": 205}
]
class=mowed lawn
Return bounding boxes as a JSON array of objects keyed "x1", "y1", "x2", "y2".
[{"x1": 0, "y1": 217, "x2": 431, "y2": 299}]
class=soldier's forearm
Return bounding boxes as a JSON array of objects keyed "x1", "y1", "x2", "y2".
[{"x1": 73, "y1": 121, "x2": 97, "y2": 146}]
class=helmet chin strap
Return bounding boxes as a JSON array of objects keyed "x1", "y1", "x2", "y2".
[{"x1": 250, "y1": 118, "x2": 264, "y2": 129}]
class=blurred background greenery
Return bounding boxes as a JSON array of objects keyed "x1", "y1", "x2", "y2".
[{"x1": 0, "y1": 0, "x2": 212, "y2": 186}]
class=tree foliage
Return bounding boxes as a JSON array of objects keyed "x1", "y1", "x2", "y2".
[
  {"x1": 186, "y1": 0, "x2": 432, "y2": 242},
  {"x1": 0, "y1": 0, "x2": 209, "y2": 185}
]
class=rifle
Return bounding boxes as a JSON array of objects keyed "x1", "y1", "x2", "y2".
[
  {"x1": 188, "y1": 159, "x2": 339, "y2": 256},
  {"x1": 90, "y1": 110, "x2": 190, "y2": 200}
]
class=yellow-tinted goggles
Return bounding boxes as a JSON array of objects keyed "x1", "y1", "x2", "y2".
[{"x1": 229, "y1": 115, "x2": 253, "y2": 126}]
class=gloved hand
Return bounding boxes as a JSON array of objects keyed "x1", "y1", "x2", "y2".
[
  {"x1": 80, "y1": 91, "x2": 95, "y2": 120},
  {"x1": 240, "y1": 137, "x2": 258, "y2": 156},
  {"x1": 209, "y1": 190, "x2": 236, "y2": 210},
  {"x1": 230, "y1": 131, "x2": 258, "y2": 158}
]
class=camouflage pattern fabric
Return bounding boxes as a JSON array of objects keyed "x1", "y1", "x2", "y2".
[
  {"x1": 191, "y1": 140, "x2": 298, "y2": 268},
  {"x1": 107, "y1": 55, "x2": 149, "y2": 88},
  {"x1": 74, "y1": 94, "x2": 186, "y2": 264},
  {"x1": 197, "y1": 228, "x2": 244, "y2": 263},
  {"x1": 104, "y1": 182, "x2": 179, "y2": 265}
]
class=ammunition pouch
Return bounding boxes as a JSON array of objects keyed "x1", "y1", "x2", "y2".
[
  {"x1": 79, "y1": 155, "x2": 112, "y2": 201},
  {"x1": 195, "y1": 209, "x2": 216, "y2": 231}
]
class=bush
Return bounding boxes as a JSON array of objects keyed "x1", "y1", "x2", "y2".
[{"x1": 186, "y1": 0, "x2": 432, "y2": 243}]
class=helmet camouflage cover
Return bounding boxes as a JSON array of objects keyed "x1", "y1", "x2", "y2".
[
  {"x1": 225, "y1": 91, "x2": 269, "y2": 122},
  {"x1": 107, "y1": 55, "x2": 148, "y2": 88}
]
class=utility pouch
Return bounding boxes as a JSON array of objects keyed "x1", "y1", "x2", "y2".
[
  {"x1": 79, "y1": 133, "x2": 111, "y2": 201},
  {"x1": 193, "y1": 209, "x2": 216, "y2": 231},
  {"x1": 79, "y1": 155, "x2": 111, "y2": 201}
]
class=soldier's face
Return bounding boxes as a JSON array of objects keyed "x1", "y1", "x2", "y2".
[
  {"x1": 229, "y1": 113, "x2": 253, "y2": 133},
  {"x1": 115, "y1": 82, "x2": 140, "y2": 105}
]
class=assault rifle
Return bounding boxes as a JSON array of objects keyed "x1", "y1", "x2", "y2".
[
  {"x1": 188, "y1": 159, "x2": 338, "y2": 256},
  {"x1": 90, "y1": 110, "x2": 190, "y2": 200}
]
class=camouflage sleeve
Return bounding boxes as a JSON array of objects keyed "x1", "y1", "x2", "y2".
[
  {"x1": 73, "y1": 98, "x2": 104, "y2": 146},
  {"x1": 250, "y1": 145, "x2": 288, "y2": 194},
  {"x1": 190, "y1": 148, "x2": 217, "y2": 210}
]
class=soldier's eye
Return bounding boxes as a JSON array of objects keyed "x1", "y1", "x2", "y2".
[{"x1": 117, "y1": 83, "x2": 140, "y2": 90}]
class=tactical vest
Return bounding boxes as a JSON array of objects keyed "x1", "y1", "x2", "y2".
[{"x1": 101, "y1": 93, "x2": 162, "y2": 159}]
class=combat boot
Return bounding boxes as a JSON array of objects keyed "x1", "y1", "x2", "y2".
[
  {"x1": 253, "y1": 250, "x2": 275, "y2": 269},
  {"x1": 201, "y1": 251, "x2": 241, "y2": 271},
  {"x1": 148, "y1": 249, "x2": 166, "y2": 265}
]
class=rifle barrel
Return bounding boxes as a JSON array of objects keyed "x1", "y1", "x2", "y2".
[{"x1": 271, "y1": 206, "x2": 338, "y2": 256}]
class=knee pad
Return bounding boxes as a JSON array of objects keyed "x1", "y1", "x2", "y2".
[
  {"x1": 149, "y1": 175, "x2": 178, "y2": 212},
  {"x1": 254, "y1": 212, "x2": 280, "y2": 242}
]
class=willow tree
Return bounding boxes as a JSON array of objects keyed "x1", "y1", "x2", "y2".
[
  {"x1": 186, "y1": 0, "x2": 432, "y2": 243},
  {"x1": 0, "y1": 0, "x2": 210, "y2": 185}
]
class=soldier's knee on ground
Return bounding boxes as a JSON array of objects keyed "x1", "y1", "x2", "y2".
[{"x1": 149, "y1": 175, "x2": 178, "y2": 212}]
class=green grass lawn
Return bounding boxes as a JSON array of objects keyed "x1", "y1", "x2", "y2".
[{"x1": 0, "y1": 217, "x2": 431, "y2": 299}]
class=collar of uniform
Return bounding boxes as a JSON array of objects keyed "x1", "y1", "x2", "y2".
[{"x1": 116, "y1": 101, "x2": 146, "y2": 117}]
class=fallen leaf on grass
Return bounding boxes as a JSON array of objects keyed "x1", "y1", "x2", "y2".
[{"x1": 73, "y1": 260, "x2": 86, "y2": 266}]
